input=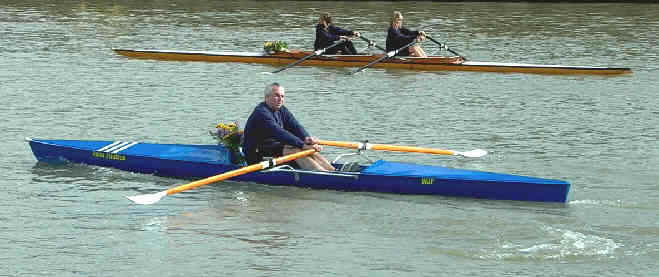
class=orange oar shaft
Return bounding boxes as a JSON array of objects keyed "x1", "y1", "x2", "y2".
[
  {"x1": 317, "y1": 140, "x2": 454, "y2": 156},
  {"x1": 369, "y1": 144, "x2": 454, "y2": 155},
  {"x1": 166, "y1": 149, "x2": 316, "y2": 195},
  {"x1": 317, "y1": 140, "x2": 361, "y2": 149}
]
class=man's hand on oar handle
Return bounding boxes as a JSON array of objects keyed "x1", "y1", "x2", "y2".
[{"x1": 304, "y1": 136, "x2": 323, "y2": 152}]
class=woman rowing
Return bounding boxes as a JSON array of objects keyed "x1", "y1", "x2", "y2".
[
  {"x1": 314, "y1": 13, "x2": 360, "y2": 55},
  {"x1": 386, "y1": 11, "x2": 427, "y2": 57}
]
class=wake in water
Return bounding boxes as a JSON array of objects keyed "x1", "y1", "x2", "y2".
[{"x1": 479, "y1": 226, "x2": 620, "y2": 261}]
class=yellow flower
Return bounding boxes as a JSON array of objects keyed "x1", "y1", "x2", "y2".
[
  {"x1": 212, "y1": 121, "x2": 245, "y2": 164},
  {"x1": 216, "y1": 122, "x2": 236, "y2": 130}
]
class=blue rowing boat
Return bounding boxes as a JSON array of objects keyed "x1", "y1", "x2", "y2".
[{"x1": 26, "y1": 138, "x2": 570, "y2": 203}]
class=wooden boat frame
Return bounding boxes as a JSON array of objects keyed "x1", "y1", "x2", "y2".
[{"x1": 113, "y1": 48, "x2": 631, "y2": 75}]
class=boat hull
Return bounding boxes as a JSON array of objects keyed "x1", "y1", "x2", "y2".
[
  {"x1": 112, "y1": 48, "x2": 631, "y2": 75},
  {"x1": 26, "y1": 138, "x2": 570, "y2": 203}
]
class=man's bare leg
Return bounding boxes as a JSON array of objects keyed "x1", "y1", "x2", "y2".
[
  {"x1": 283, "y1": 145, "x2": 329, "y2": 171},
  {"x1": 311, "y1": 153, "x2": 335, "y2": 171}
]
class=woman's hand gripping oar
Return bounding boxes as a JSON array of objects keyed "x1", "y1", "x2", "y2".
[
  {"x1": 126, "y1": 149, "x2": 317, "y2": 205},
  {"x1": 270, "y1": 39, "x2": 348, "y2": 74},
  {"x1": 317, "y1": 140, "x2": 487, "y2": 158}
]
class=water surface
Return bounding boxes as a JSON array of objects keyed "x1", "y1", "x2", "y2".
[{"x1": 1, "y1": 1, "x2": 658, "y2": 276}]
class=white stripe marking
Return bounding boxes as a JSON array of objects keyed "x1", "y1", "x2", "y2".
[
  {"x1": 111, "y1": 142, "x2": 138, "y2": 153},
  {"x1": 105, "y1": 141, "x2": 132, "y2": 153},
  {"x1": 97, "y1": 141, "x2": 123, "y2": 152}
]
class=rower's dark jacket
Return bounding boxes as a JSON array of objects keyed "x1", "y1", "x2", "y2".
[
  {"x1": 386, "y1": 26, "x2": 419, "y2": 56},
  {"x1": 243, "y1": 102, "x2": 308, "y2": 164},
  {"x1": 314, "y1": 24, "x2": 355, "y2": 52}
]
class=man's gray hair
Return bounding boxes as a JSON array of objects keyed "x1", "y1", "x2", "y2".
[{"x1": 264, "y1": 82, "x2": 282, "y2": 97}]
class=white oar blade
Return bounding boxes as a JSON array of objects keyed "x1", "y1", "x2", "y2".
[
  {"x1": 457, "y1": 149, "x2": 488, "y2": 158},
  {"x1": 126, "y1": 191, "x2": 167, "y2": 205}
]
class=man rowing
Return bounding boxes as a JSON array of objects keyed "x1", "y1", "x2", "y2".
[
  {"x1": 314, "y1": 13, "x2": 361, "y2": 55},
  {"x1": 243, "y1": 83, "x2": 335, "y2": 171}
]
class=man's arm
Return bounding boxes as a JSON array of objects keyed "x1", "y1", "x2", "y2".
[
  {"x1": 257, "y1": 108, "x2": 306, "y2": 149},
  {"x1": 280, "y1": 107, "x2": 310, "y2": 145}
]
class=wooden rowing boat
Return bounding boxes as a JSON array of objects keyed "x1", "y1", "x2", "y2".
[
  {"x1": 26, "y1": 138, "x2": 570, "y2": 203},
  {"x1": 112, "y1": 48, "x2": 631, "y2": 75}
]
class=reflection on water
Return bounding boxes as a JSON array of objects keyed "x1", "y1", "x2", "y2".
[{"x1": 30, "y1": 161, "x2": 173, "y2": 192}]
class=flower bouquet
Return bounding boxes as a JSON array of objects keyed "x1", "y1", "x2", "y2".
[
  {"x1": 263, "y1": 41, "x2": 288, "y2": 54},
  {"x1": 211, "y1": 121, "x2": 245, "y2": 164}
]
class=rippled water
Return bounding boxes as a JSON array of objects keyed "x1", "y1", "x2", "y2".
[{"x1": 2, "y1": 1, "x2": 658, "y2": 276}]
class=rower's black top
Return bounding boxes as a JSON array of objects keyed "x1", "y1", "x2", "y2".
[
  {"x1": 314, "y1": 24, "x2": 356, "y2": 54},
  {"x1": 386, "y1": 26, "x2": 419, "y2": 56}
]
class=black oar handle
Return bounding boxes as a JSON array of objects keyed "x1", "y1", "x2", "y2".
[
  {"x1": 272, "y1": 39, "x2": 347, "y2": 73},
  {"x1": 426, "y1": 35, "x2": 467, "y2": 60},
  {"x1": 349, "y1": 40, "x2": 418, "y2": 75}
]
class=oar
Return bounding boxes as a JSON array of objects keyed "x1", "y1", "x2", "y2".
[
  {"x1": 359, "y1": 36, "x2": 410, "y2": 61},
  {"x1": 271, "y1": 39, "x2": 347, "y2": 73},
  {"x1": 358, "y1": 36, "x2": 386, "y2": 52},
  {"x1": 425, "y1": 35, "x2": 467, "y2": 60},
  {"x1": 317, "y1": 140, "x2": 487, "y2": 158},
  {"x1": 126, "y1": 149, "x2": 317, "y2": 205},
  {"x1": 348, "y1": 40, "x2": 418, "y2": 75}
]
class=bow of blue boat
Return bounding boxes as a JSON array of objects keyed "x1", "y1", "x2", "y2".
[{"x1": 26, "y1": 138, "x2": 570, "y2": 203}]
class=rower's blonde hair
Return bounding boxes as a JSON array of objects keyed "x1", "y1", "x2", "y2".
[{"x1": 391, "y1": 11, "x2": 403, "y2": 25}]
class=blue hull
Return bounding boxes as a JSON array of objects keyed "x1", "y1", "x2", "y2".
[{"x1": 26, "y1": 138, "x2": 570, "y2": 203}]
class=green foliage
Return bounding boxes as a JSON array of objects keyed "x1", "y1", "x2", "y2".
[{"x1": 264, "y1": 41, "x2": 288, "y2": 53}]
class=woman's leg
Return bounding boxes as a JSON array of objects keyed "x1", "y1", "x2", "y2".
[{"x1": 409, "y1": 45, "x2": 427, "y2": 57}]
